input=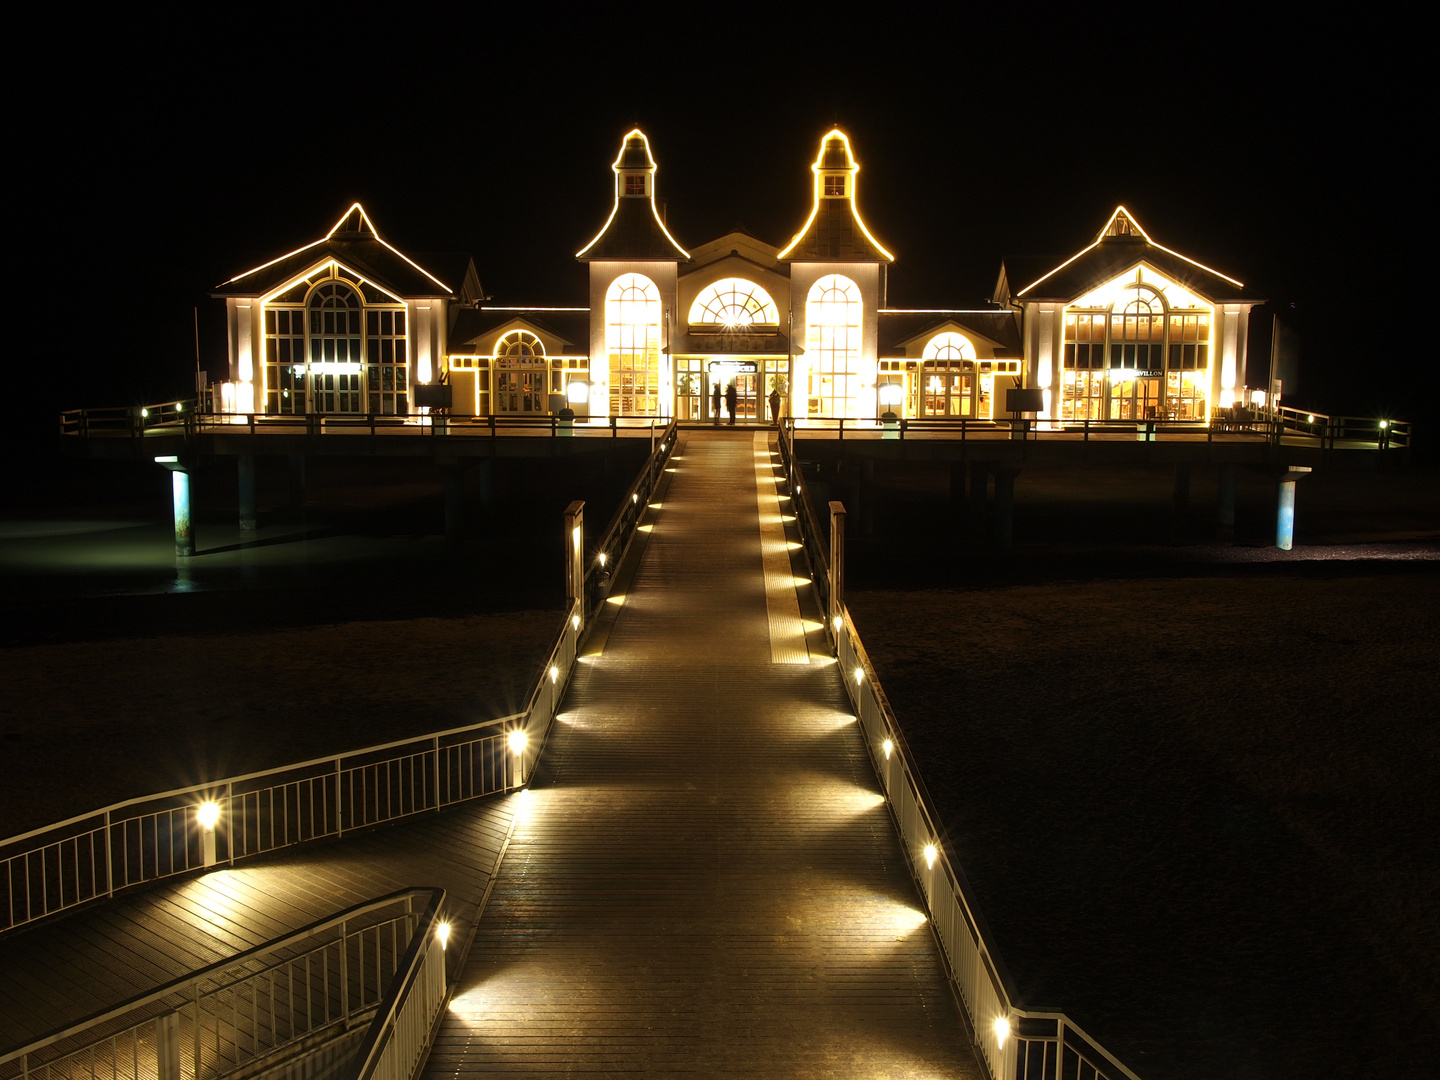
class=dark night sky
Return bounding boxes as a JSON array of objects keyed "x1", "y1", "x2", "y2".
[{"x1": 14, "y1": 11, "x2": 1429, "y2": 453}]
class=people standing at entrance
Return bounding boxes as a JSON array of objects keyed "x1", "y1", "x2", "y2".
[
  {"x1": 725, "y1": 381, "x2": 738, "y2": 425},
  {"x1": 711, "y1": 383, "x2": 721, "y2": 426},
  {"x1": 768, "y1": 388, "x2": 782, "y2": 425}
]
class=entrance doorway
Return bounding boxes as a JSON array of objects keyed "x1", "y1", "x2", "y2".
[
  {"x1": 707, "y1": 360, "x2": 760, "y2": 421},
  {"x1": 920, "y1": 367, "x2": 973, "y2": 417},
  {"x1": 495, "y1": 365, "x2": 547, "y2": 413},
  {"x1": 1112, "y1": 375, "x2": 1163, "y2": 420}
]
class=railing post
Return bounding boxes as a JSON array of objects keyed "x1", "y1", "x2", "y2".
[
  {"x1": 334, "y1": 758, "x2": 344, "y2": 837},
  {"x1": 564, "y1": 501, "x2": 585, "y2": 631},
  {"x1": 104, "y1": 809, "x2": 113, "y2": 898},
  {"x1": 156, "y1": 1012, "x2": 181, "y2": 1080},
  {"x1": 828, "y1": 501, "x2": 846, "y2": 644},
  {"x1": 339, "y1": 918, "x2": 350, "y2": 1022}
]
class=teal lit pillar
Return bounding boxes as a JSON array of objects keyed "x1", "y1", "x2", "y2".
[
  {"x1": 238, "y1": 454, "x2": 257, "y2": 536},
  {"x1": 155, "y1": 456, "x2": 194, "y2": 557},
  {"x1": 1276, "y1": 466, "x2": 1312, "y2": 551}
]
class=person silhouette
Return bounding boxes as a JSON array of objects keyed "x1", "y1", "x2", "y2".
[
  {"x1": 711, "y1": 382, "x2": 721, "y2": 426},
  {"x1": 725, "y1": 381, "x2": 738, "y2": 426}
]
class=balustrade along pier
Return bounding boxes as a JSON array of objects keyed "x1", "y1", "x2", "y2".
[{"x1": 4, "y1": 426, "x2": 1141, "y2": 1080}]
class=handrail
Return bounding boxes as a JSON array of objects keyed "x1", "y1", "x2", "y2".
[
  {"x1": 350, "y1": 890, "x2": 449, "y2": 1080},
  {"x1": 1, "y1": 888, "x2": 441, "y2": 1077},
  {"x1": 1, "y1": 600, "x2": 582, "y2": 935},
  {"x1": 582, "y1": 418, "x2": 679, "y2": 624},
  {"x1": 776, "y1": 431, "x2": 1141, "y2": 1080}
]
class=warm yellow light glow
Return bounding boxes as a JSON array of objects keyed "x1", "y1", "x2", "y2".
[
  {"x1": 508, "y1": 730, "x2": 528, "y2": 755},
  {"x1": 196, "y1": 801, "x2": 220, "y2": 830},
  {"x1": 436, "y1": 921, "x2": 451, "y2": 950},
  {"x1": 606, "y1": 594, "x2": 626, "y2": 605},
  {"x1": 1380, "y1": 419, "x2": 1389, "y2": 428},
  {"x1": 688, "y1": 278, "x2": 781, "y2": 326},
  {"x1": 1307, "y1": 414, "x2": 1315, "y2": 423},
  {"x1": 923, "y1": 843, "x2": 937, "y2": 868},
  {"x1": 779, "y1": 129, "x2": 894, "y2": 261},
  {"x1": 882, "y1": 739, "x2": 893, "y2": 760},
  {"x1": 993, "y1": 1017, "x2": 1010, "y2": 1048},
  {"x1": 549, "y1": 665, "x2": 559, "y2": 684},
  {"x1": 1018, "y1": 205, "x2": 1243, "y2": 297},
  {"x1": 854, "y1": 666, "x2": 864, "y2": 684},
  {"x1": 598, "y1": 552, "x2": 607, "y2": 567},
  {"x1": 632, "y1": 493, "x2": 639, "y2": 504},
  {"x1": 571, "y1": 614, "x2": 581, "y2": 629},
  {"x1": 575, "y1": 128, "x2": 690, "y2": 259},
  {"x1": 572, "y1": 526, "x2": 582, "y2": 551},
  {"x1": 833, "y1": 615, "x2": 843, "y2": 631}
]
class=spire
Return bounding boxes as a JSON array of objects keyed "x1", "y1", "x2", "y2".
[
  {"x1": 576, "y1": 128, "x2": 689, "y2": 261},
  {"x1": 779, "y1": 129, "x2": 893, "y2": 262}
]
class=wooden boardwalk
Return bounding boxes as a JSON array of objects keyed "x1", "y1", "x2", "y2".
[
  {"x1": 427, "y1": 431, "x2": 982, "y2": 1078},
  {"x1": 0, "y1": 795, "x2": 517, "y2": 1052}
]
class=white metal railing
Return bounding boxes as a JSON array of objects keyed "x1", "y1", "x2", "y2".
[
  {"x1": 1, "y1": 599, "x2": 581, "y2": 936},
  {"x1": 776, "y1": 432, "x2": 1142, "y2": 1080},
  {"x1": 350, "y1": 893, "x2": 449, "y2": 1080},
  {"x1": 0, "y1": 889, "x2": 444, "y2": 1080}
]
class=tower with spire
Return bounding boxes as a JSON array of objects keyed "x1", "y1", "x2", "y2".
[
  {"x1": 780, "y1": 130, "x2": 893, "y2": 420},
  {"x1": 578, "y1": 129, "x2": 689, "y2": 418}
]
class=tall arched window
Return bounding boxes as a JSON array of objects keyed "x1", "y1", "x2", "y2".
[
  {"x1": 805, "y1": 274, "x2": 862, "y2": 417},
  {"x1": 606, "y1": 274, "x2": 661, "y2": 416},
  {"x1": 309, "y1": 281, "x2": 363, "y2": 412},
  {"x1": 688, "y1": 278, "x2": 780, "y2": 327},
  {"x1": 1110, "y1": 287, "x2": 1167, "y2": 371}
]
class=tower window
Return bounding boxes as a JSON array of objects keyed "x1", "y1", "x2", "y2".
[
  {"x1": 625, "y1": 174, "x2": 646, "y2": 196},
  {"x1": 823, "y1": 175, "x2": 846, "y2": 197}
]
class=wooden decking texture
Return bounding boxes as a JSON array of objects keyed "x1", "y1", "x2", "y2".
[
  {"x1": 428, "y1": 431, "x2": 982, "y2": 1078},
  {"x1": 0, "y1": 795, "x2": 517, "y2": 1052}
]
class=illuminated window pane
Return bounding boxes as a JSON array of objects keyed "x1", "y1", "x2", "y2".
[
  {"x1": 493, "y1": 331, "x2": 548, "y2": 414},
  {"x1": 688, "y1": 278, "x2": 780, "y2": 327},
  {"x1": 606, "y1": 273, "x2": 661, "y2": 416}
]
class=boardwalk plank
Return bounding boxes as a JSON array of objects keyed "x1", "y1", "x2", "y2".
[{"x1": 427, "y1": 432, "x2": 983, "y2": 1079}]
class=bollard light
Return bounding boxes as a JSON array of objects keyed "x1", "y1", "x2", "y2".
[
  {"x1": 632, "y1": 493, "x2": 639, "y2": 504},
  {"x1": 572, "y1": 614, "x2": 580, "y2": 630},
  {"x1": 1380, "y1": 419, "x2": 1389, "y2": 428},
  {"x1": 197, "y1": 801, "x2": 220, "y2": 830},
  {"x1": 993, "y1": 1017, "x2": 1010, "y2": 1048},
  {"x1": 508, "y1": 730, "x2": 528, "y2": 755},
  {"x1": 833, "y1": 615, "x2": 843, "y2": 631},
  {"x1": 549, "y1": 665, "x2": 558, "y2": 684},
  {"x1": 882, "y1": 739, "x2": 893, "y2": 760},
  {"x1": 598, "y1": 552, "x2": 607, "y2": 567},
  {"x1": 436, "y1": 921, "x2": 451, "y2": 950},
  {"x1": 854, "y1": 666, "x2": 864, "y2": 685},
  {"x1": 924, "y1": 843, "x2": 937, "y2": 868},
  {"x1": 1307, "y1": 414, "x2": 1315, "y2": 423}
]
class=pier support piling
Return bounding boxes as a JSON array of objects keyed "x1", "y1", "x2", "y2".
[
  {"x1": 1276, "y1": 466, "x2": 1312, "y2": 551},
  {"x1": 1217, "y1": 465, "x2": 1236, "y2": 542},
  {"x1": 238, "y1": 454, "x2": 257, "y2": 536}
]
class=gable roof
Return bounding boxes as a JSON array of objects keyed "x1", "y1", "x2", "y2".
[
  {"x1": 1009, "y1": 207, "x2": 1259, "y2": 304},
  {"x1": 780, "y1": 130, "x2": 893, "y2": 263},
  {"x1": 447, "y1": 308, "x2": 590, "y2": 355},
  {"x1": 576, "y1": 129, "x2": 690, "y2": 262},
  {"x1": 879, "y1": 310, "x2": 1023, "y2": 356},
  {"x1": 214, "y1": 204, "x2": 458, "y2": 299}
]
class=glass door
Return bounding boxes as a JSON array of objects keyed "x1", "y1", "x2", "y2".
[{"x1": 496, "y1": 367, "x2": 546, "y2": 413}]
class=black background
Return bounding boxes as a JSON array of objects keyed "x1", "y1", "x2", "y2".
[{"x1": 12, "y1": 9, "x2": 1429, "y2": 455}]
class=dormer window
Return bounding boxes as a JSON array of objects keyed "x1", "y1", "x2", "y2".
[
  {"x1": 625, "y1": 174, "x2": 647, "y2": 196},
  {"x1": 823, "y1": 174, "x2": 846, "y2": 197}
]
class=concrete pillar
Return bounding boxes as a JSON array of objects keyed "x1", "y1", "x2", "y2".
[
  {"x1": 969, "y1": 462, "x2": 988, "y2": 541},
  {"x1": 564, "y1": 500, "x2": 585, "y2": 627},
  {"x1": 238, "y1": 454, "x2": 257, "y2": 536},
  {"x1": 860, "y1": 459, "x2": 875, "y2": 536},
  {"x1": 155, "y1": 457, "x2": 194, "y2": 557},
  {"x1": 992, "y1": 467, "x2": 1019, "y2": 550},
  {"x1": 828, "y1": 501, "x2": 846, "y2": 634},
  {"x1": 949, "y1": 460, "x2": 967, "y2": 508},
  {"x1": 287, "y1": 454, "x2": 306, "y2": 507},
  {"x1": 441, "y1": 462, "x2": 464, "y2": 544},
  {"x1": 1276, "y1": 467, "x2": 1312, "y2": 551},
  {"x1": 1217, "y1": 465, "x2": 1236, "y2": 542},
  {"x1": 1170, "y1": 463, "x2": 1191, "y2": 543}
]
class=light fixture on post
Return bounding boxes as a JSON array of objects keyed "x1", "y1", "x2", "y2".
[{"x1": 196, "y1": 800, "x2": 221, "y2": 867}]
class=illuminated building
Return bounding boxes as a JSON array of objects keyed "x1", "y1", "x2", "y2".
[{"x1": 213, "y1": 134, "x2": 1258, "y2": 425}]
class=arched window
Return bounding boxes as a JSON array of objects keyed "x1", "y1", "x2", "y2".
[
  {"x1": 308, "y1": 281, "x2": 363, "y2": 412},
  {"x1": 1109, "y1": 286, "x2": 1167, "y2": 371},
  {"x1": 922, "y1": 332, "x2": 976, "y2": 363},
  {"x1": 492, "y1": 331, "x2": 548, "y2": 413},
  {"x1": 606, "y1": 274, "x2": 661, "y2": 416},
  {"x1": 493, "y1": 330, "x2": 546, "y2": 365},
  {"x1": 688, "y1": 278, "x2": 780, "y2": 327},
  {"x1": 805, "y1": 274, "x2": 862, "y2": 417}
]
